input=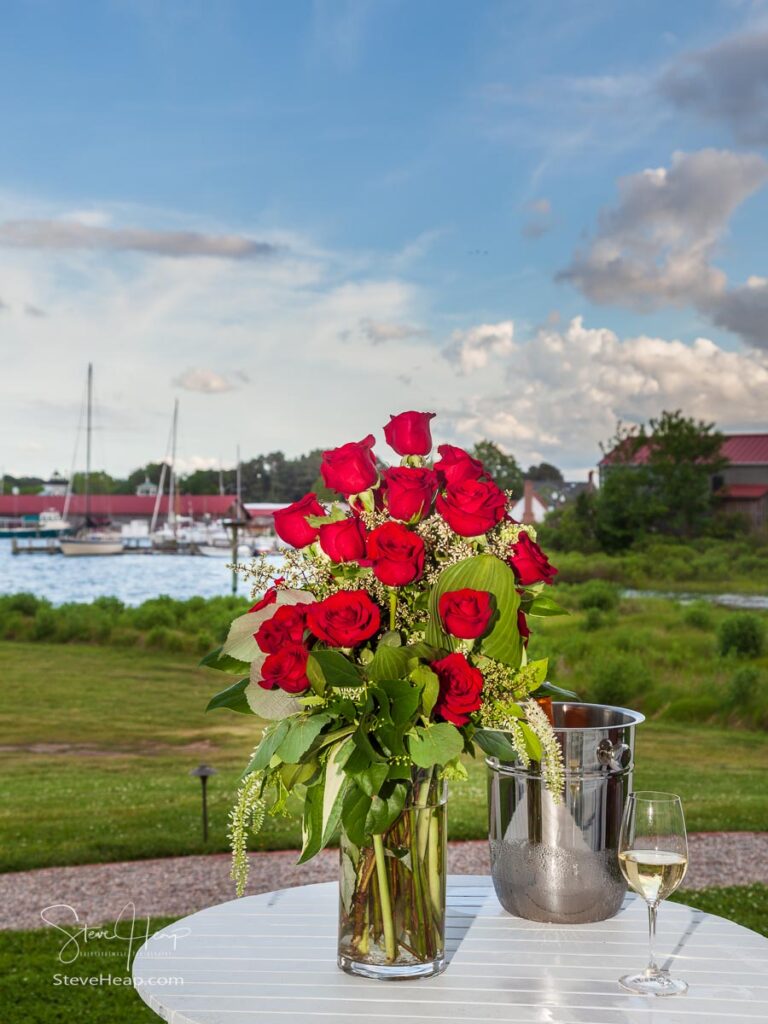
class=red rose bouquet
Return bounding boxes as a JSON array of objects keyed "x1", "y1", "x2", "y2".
[{"x1": 204, "y1": 410, "x2": 566, "y2": 978}]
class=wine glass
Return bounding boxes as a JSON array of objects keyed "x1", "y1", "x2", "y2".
[{"x1": 618, "y1": 791, "x2": 689, "y2": 996}]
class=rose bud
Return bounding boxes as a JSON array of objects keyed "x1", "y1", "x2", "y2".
[
  {"x1": 383, "y1": 410, "x2": 436, "y2": 457},
  {"x1": 258, "y1": 643, "x2": 311, "y2": 694},
  {"x1": 320, "y1": 435, "x2": 379, "y2": 496},
  {"x1": 367, "y1": 521, "x2": 426, "y2": 587},
  {"x1": 431, "y1": 652, "x2": 484, "y2": 726},
  {"x1": 307, "y1": 590, "x2": 381, "y2": 647},
  {"x1": 273, "y1": 493, "x2": 325, "y2": 548},
  {"x1": 435, "y1": 478, "x2": 507, "y2": 537},
  {"x1": 382, "y1": 467, "x2": 438, "y2": 523},
  {"x1": 508, "y1": 533, "x2": 559, "y2": 586},
  {"x1": 254, "y1": 604, "x2": 309, "y2": 655},
  {"x1": 433, "y1": 444, "x2": 486, "y2": 488},
  {"x1": 438, "y1": 588, "x2": 494, "y2": 639},
  {"x1": 318, "y1": 517, "x2": 367, "y2": 563}
]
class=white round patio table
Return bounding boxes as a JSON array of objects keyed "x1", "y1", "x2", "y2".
[{"x1": 133, "y1": 875, "x2": 768, "y2": 1024}]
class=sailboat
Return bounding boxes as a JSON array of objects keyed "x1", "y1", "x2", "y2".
[{"x1": 60, "y1": 364, "x2": 125, "y2": 556}]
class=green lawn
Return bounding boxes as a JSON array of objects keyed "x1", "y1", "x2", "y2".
[
  {"x1": 2, "y1": 640, "x2": 768, "y2": 871},
  {"x1": 2, "y1": 887, "x2": 767, "y2": 1024}
]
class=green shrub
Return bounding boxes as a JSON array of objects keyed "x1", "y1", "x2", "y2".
[
  {"x1": 683, "y1": 602, "x2": 714, "y2": 631},
  {"x1": 145, "y1": 625, "x2": 172, "y2": 650},
  {"x1": 718, "y1": 614, "x2": 765, "y2": 658},
  {"x1": 582, "y1": 607, "x2": 604, "y2": 631},
  {"x1": 3, "y1": 592, "x2": 45, "y2": 616},
  {"x1": 577, "y1": 580, "x2": 619, "y2": 611},
  {"x1": 589, "y1": 653, "x2": 652, "y2": 708},
  {"x1": 728, "y1": 667, "x2": 762, "y2": 710}
]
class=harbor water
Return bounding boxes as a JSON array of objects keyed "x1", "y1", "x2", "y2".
[{"x1": 0, "y1": 540, "x2": 281, "y2": 606}]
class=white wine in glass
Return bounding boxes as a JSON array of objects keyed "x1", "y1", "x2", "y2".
[{"x1": 618, "y1": 792, "x2": 689, "y2": 996}]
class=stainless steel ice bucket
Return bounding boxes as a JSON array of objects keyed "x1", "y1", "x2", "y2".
[{"x1": 487, "y1": 702, "x2": 644, "y2": 924}]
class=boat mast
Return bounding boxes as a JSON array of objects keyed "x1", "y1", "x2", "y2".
[
  {"x1": 168, "y1": 398, "x2": 179, "y2": 534},
  {"x1": 85, "y1": 362, "x2": 93, "y2": 525}
]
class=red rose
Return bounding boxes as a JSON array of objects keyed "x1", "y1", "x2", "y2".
[
  {"x1": 436, "y1": 478, "x2": 507, "y2": 536},
  {"x1": 383, "y1": 410, "x2": 436, "y2": 456},
  {"x1": 307, "y1": 590, "x2": 381, "y2": 647},
  {"x1": 438, "y1": 588, "x2": 494, "y2": 639},
  {"x1": 318, "y1": 517, "x2": 367, "y2": 563},
  {"x1": 254, "y1": 604, "x2": 309, "y2": 654},
  {"x1": 367, "y1": 521, "x2": 425, "y2": 587},
  {"x1": 273, "y1": 494, "x2": 325, "y2": 548},
  {"x1": 433, "y1": 444, "x2": 486, "y2": 487},
  {"x1": 517, "y1": 609, "x2": 530, "y2": 646},
  {"x1": 320, "y1": 434, "x2": 378, "y2": 496},
  {"x1": 431, "y1": 652, "x2": 484, "y2": 726},
  {"x1": 259, "y1": 643, "x2": 311, "y2": 694},
  {"x1": 509, "y1": 533, "x2": 558, "y2": 586},
  {"x1": 382, "y1": 467, "x2": 437, "y2": 522}
]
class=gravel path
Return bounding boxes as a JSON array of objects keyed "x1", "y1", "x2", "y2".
[{"x1": 3, "y1": 833, "x2": 767, "y2": 931}]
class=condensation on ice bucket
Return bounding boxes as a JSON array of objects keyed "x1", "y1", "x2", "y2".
[{"x1": 487, "y1": 702, "x2": 645, "y2": 924}]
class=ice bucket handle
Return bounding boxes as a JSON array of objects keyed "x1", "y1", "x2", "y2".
[{"x1": 596, "y1": 738, "x2": 632, "y2": 772}]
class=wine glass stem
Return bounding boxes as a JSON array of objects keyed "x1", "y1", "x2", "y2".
[{"x1": 647, "y1": 902, "x2": 659, "y2": 975}]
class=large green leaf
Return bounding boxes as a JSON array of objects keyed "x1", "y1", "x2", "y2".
[
  {"x1": 308, "y1": 650, "x2": 364, "y2": 688},
  {"x1": 365, "y1": 783, "x2": 407, "y2": 835},
  {"x1": 206, "y1": 677, "x2": 253, "y2": 715},
  {"x1": 199, "y1": 646, "x2": 251, "y2": 675},
  {"x1": 276, "y1": 713, "x2": 332, "y2": 764},
  {"x1": 245, "y1": 719, "x2": 291, "y2": 774},
  {"x1": 368, "y1": 644, "x2": 411, "y2": 683},
  {"x1": 341, "y1": 784, "x2": 373, "y2": 847},
  {"x1": 408, "y1": 722, "x2": 464, "y2": 768},
  {"x1": 298, "y1": 737, "x2": 353, "y2": 863},
  {"x1": 378, "y1": 677, "x2": 421, "y2": 727},
  {"x1": 527, "y1": 592, "x2": 569, "y2": 617},
  {"x1": 410, "y1": 664, "x2": 439, "y2": 717},
  {"x1": 426, "y1": 553, "x2": 523, "y2": 668}
]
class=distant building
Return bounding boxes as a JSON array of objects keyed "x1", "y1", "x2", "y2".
[
  {"x1": 0, "y1": 493, "x2": 246, "y2": 528},
  {"x1": 135, "y1": 476, "x2": 158, "y2": 497},
  {"x1": 511, "y1": 480, "x2": 551, "y2": 525},
  {"x1": 40, "y1": 471, "x2": 69, "y2": 497},
  {"x1": 600, "y1": 433, "x2": 768, "y2": 533}
]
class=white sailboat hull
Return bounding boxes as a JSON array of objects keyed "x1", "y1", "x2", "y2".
[
  {"x1": 197, "y1": 543, "x2": 252, "y2": 559},
  {"x1": 60, "y1": 537, "x2": 125, "y2": 556}
]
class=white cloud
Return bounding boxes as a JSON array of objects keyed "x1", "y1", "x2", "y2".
[
  {"x1": 173, "y1": 368, "x2": 238, "y2": 394},
  {"x1": 444, "y1": 320, "x2": 516, "y2": 374},
  {"x1": 448, "y1": 316, "x2": 768, "y2": 467},
  {"x1": 559, "y1": 149, "x2": 768, "y2": 310},
  {"x1": 522, "y1": 198, "x2": 553, "y2": 239},
  {"x1": 0, "y1": 220, "x2": 278, "y2": 259}
]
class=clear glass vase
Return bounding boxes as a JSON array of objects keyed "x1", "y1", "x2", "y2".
[{"x1": 337, "y1": 772, "x2": 447, "y2": 980}]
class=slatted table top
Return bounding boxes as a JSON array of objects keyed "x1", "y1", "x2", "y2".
[{"x1": 132, "y1": 875, "x2": 768, "y2": 1024}]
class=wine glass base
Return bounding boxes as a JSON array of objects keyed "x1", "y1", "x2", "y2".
[{"x1": 619, "y1": 971, "x2": 688, "y2": 996}]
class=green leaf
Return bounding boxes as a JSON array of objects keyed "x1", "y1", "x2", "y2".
[
  {"x1": 473, "y1": 728, "x2": 521, "y2": 762},
  {"x1": 518, "y1": 721, "x2": 543, "y2": 761},
  {"x1": 409, "y1": 722, "x2": 464, "y2": 768},
  {"x1": 199, "y1": 646, "x2": 251, "y2": 675},
  {"x1": 527, "y1": 592, "x2": 569, "y2": 617},
  {"x1": 534, "y1": 680, "x2": 580, "y2": 700},
  {"x1": 368, "y1": 644, "x2": 411, "y2": 683},
  {"x1": 308, "y1": 650, "x2": 364, "y2": 688},
  {"x1": 350, "y1": 762, "x2": 389, "y2": 798},
  {"x1": 246, "y1": 719, "x2": 291, "y2": 773},
  {"x1": 410, "y1": 664, "x2": 439, "y2": 717},
  {"x1": 276, "y1": 713, "x2": 332, "y2": 764},
  {"x1": 526, "y1": 658, "x2": 549, "y2": 687},
  {"x1": 426, "y1": 554, "x2": 523, "y2": 668},
  {"x1": 298, "y1": 738, "x2": 355, "y2": 863},
  {"x1": 406, "y1": 641, "x2": 442, "y2": 663},
  {"x1": 365, "y1": 783, "x2": 407, "y2": 835},
  {"x1": 378, "y1": 630, "x2": 402, "y2": 648},
  {"x1": 379, "y1": 677, "x2": 421, "y2": 727},
  {"x1": 206, "y1": 677, "x2": 253, "y2": 715},
  {"x1": 341, "y1": 785, "x2": 373, "y2": 847}
]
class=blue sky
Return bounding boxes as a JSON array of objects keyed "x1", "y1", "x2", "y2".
[{"x1": 1, "y1": 0, "x2": 767, "y2": 480}]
